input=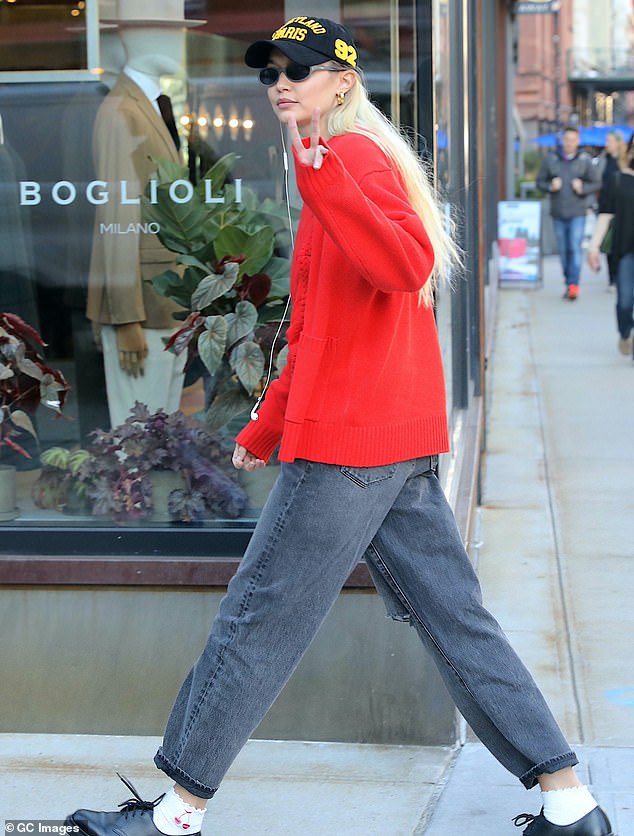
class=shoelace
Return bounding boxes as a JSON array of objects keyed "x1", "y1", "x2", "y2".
[
  {"x1": 115, "y1": 773, "x2": 165, "y2": 818},
  {"x1": 513, "y1": 813, "x2": 538, "y2": 836}
]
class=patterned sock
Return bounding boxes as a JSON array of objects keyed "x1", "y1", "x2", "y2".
[
  {"x1": 541, "y1": 785, "x2": 598, "y2": 826},
  {"x1": 153, "y1": 786, "x2": 207, "y2": 835}
]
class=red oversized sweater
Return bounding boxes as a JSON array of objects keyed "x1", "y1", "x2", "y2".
[{"x1": 236, "y1": 132, "x2": 449, "y2": 467}]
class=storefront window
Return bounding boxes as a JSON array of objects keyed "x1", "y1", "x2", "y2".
[{"x1": 0, "y1": 1, "x2": 420, "y2": 536}]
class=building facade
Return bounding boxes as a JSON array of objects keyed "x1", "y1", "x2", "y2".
[
  {"x1": 0, "y1": 0, "x2": 514, "y2": 743},
  {"x1": 515, "y1": 0, "x2": 634, "y2": 138}
]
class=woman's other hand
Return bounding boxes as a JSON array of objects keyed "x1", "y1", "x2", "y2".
[{"x1": 232, "y1": 444, "x2": 266, "y2": 471}]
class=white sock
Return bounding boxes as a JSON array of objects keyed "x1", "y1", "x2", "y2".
[
  {"x1": 153, "y1": 786, "x2": 207, "y2": 835},
  {"x1": 541, "y1": 785, "x2": 598, "y2": 826}
]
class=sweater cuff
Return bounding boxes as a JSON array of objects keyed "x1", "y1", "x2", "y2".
[
  {"x1": 296, "y1": 141, "x2": 342, "y2": 191},
  {"x1": 235, "y1": 421, "x2": 281, "y2": 464}
]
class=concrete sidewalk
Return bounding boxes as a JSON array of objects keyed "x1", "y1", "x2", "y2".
[
  {"x1": 0, "y1": 735, "x2": 454, "y2": 835},
  {"x1": 1, "y1": 256, "x2": 633, "y2": 834},
  {"x1": 424, "y1": 256, "x2": 634, "y2": 834}
]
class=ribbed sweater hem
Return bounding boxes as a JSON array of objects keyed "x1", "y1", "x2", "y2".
[{"x1": 277, "y1": 414, "x2": 449, "y2": 467}]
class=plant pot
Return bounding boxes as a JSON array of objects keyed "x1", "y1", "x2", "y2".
[
  {"x1": 147, "y1": 469, "x2": 187, "y2": 522},
  {"x1": 63, "y1": 484, "x2": 91, "y2": 516},
  {"x1": 0, "y1": 464, "x2": 19, "y2": 522}
]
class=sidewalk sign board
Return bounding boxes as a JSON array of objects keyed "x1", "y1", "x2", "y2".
[{"x1": 497, "y1": 200, "x2": 542, "y2": 287}]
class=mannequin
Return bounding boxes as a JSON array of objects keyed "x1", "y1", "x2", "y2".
[
  {"x1": 99, "y1": 30, "x2": 128, "y2": 90},
  {"x1": 87, "y1": 7, "x2": 203, "y2": 427}
]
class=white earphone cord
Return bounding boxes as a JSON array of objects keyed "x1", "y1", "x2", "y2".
[{"x1": 250, "y1": 125, "x2": 294, "y2": 422}]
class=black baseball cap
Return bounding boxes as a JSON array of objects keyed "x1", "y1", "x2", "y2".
[{"x1": 245, "y1": 16, "x2": 359, "y2": 70}]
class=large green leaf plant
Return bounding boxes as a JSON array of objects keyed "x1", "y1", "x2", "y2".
[{"x1": 143, "y1": 156, "x2": 292, "y2": 432}]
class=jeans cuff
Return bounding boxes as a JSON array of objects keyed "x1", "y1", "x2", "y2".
[
  {"x1": 520, "y1": 751, "x2": 579, "y2": 789},
  {"x1": 154, "y1": 747, "x2": 218, "y2": 800}
]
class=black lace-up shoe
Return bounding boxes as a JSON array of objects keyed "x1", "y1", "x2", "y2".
[
  {"x1": 65, "y1": 774, "x2": 201, "y2": 836},
  {"x1": 513, "y1": 806, "x2": 614, "y2": 835}
]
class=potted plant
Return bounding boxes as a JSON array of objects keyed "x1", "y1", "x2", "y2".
[
  {"x1": 0, "y1": 312, "x2": 70, "y2": 520},
  {"x1": 31, "y1": 447, "x2": 92, "y2": 514},
  {"x1": 142, "y1": 156, "x2": 292, "y2": 432},
  {"x1": 35, "y1": 402, "x2": 249, "y2": 524}
]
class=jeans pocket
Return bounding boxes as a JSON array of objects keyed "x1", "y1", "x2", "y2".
[{"x1": 340, "y1": 462, "x2": 398, "y2": 487}]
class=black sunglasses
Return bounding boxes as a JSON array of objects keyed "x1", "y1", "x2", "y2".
[{"x1": 259, "y1": 63, "x2": 344, "y2": 86}]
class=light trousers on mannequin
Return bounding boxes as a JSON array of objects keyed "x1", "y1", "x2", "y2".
[{"x1": 101, "y1": 325, "x2": 186, "y2": 426}]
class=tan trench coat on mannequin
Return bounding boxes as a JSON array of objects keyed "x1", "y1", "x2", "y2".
[{"x1": 87, "y1": 72, "x2": 182, "y2": 329}]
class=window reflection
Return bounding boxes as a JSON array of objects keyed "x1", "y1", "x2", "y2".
[
  {"x1": 0, "y1": 1, "x2": 89, "y2": 72},
  {"x1": 0, "y1": 1, "x2": 431, "y2": 530}
]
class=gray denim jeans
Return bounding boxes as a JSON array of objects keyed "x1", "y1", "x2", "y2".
[{"x1": 154, "y1": 456, "x2": 577, "y2": 798}]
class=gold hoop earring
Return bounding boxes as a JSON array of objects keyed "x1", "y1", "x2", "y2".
[{"x1": 336, "y1": 91, "x2": 345, "y2": 106}]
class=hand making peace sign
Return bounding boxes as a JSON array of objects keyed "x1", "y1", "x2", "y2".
[{"x1": 287, "y1": 108, "x2": 329, "y2": 170}]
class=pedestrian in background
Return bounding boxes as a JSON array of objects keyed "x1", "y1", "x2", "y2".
[
  {"x1": 588, "y1": 133, "x2": 634, "y2": 358},
  {"x1": 597, "y1": 129, "x2": 629, "y2": 288},
  {"x1": 65, "y1": 16, "x2": 612, "y2": 836},
  {"x1": 537, "y1": 125, "x2": 600, "y2": 300}
]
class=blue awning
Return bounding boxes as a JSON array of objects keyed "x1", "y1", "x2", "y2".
[{"x1": 532, "y1": 124, "x2": 633, "y2": 148}]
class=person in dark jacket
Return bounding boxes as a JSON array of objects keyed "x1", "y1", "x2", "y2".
[
  {"x1": 597, "y1": 129, "x2": 628, "y2": 287},
  {"x1": 537, "y1": 126, "x2": 600, "y2": 299},
  {"x1": 588, "y1": 134, "x2": 634, "y2": 358}
]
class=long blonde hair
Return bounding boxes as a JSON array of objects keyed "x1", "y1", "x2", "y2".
[
  {"x1": 607, "y1": 129, "x2": 629, "y2": 170},
  {"x1": 327, "y1": 70, "x2": 461, "y2": 306}
]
